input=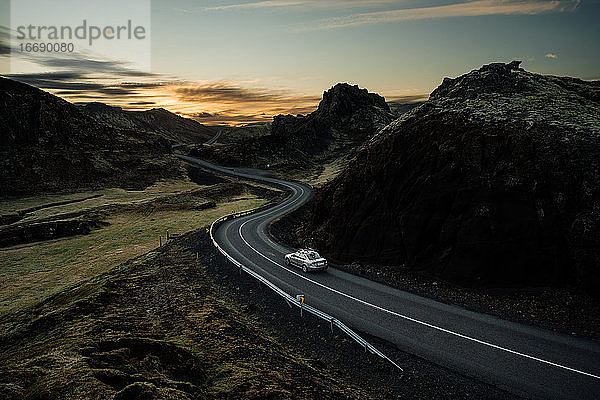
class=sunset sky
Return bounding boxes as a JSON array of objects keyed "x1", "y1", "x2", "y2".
[{"x1": 1, "y1": 0, "x2": 599, "y2": 125}]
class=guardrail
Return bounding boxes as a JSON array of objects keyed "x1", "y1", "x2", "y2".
[{"x1": 209, "y1": 207, "x2": 403, "y2": 371}]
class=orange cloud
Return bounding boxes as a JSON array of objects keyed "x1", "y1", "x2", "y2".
[{"x1": 163, "y1": 82, "x2": 320, "y2": 125}]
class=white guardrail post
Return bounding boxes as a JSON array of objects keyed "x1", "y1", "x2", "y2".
[{"x1": 208, "y1": 206, "x2": 403, "y2": 372}]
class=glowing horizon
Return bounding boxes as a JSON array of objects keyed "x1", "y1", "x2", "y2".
[{"x1": 1, "y1": 0, "x2": 598, "y2": 126}]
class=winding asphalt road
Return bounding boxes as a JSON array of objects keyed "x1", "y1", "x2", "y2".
[
  {"x1": 176, "y1": 153, "x2": 600, "y2": 400},
  {"x1": 204, "y1": 129, "x2": 222, "y2": 145}
]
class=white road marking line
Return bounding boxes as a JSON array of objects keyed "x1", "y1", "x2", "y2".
[{"x1": 230, "y1": 183, "x2": 600, "y2": 381}]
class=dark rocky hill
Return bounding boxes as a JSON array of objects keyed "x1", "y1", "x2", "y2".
[
  {"x1": 270, "y1": 82, "x2": 393, "y2": 153},
  {"x1": 305, "y1": 61, "x2": 600, "y2": 292},
  {"x1": 0, "y1": 77, "x2": 184, "y2": 196},
  {"x1": 189, "y1": 83, "x2": 393, "y2": 174},
  {"x1": 81, "y1": 102, "x2": 217, "y2": 144}
]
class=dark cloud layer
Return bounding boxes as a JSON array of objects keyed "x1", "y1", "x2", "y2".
[
  {"x1": 35, "y1": 58, "x2": 157, "y2": 78},
  {"x1": 128, "y1": 101, "x2": 158, "y2": 106},
  {"x1": 0, "y1": 26, "x2": 10, "y2": 55},
  {"x1": 175, "y1": 82, "x2": 319, "y2": 105},
  {"x1": 191, "y1": 111, "x2": 273, "y2": 125},
  {"x1": 4, "y1": 71, "x2": 170, "y2": 97},
  {"x1": 6, "y1": 71, "x2": 87, "y2": 81},
  {"x1": 6, "y1": 74, "x2": 106, "y2": 91},
  {"x1": 194, "y1": 112, "x2": 215, "y2": 118},
  {"x1": 0, "y1": 42, "x2": 9, "y2": 55}
]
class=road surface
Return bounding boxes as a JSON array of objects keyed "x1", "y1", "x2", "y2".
[
  {"x1": 176, "y1": 154, "x2": 600, "y2": 400},
  {"x1": 205, "y1": 129, "x2": 222, "y2": 145}
]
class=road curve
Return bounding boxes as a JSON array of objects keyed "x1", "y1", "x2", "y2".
[
  {"x1": 176, "y1": 153, "x2": 600, "y2": 400},
  {"x1": 205, "y1": 129, "x2": 222, "y2": 145}
]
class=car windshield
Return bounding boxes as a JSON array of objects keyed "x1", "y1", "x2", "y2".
[{"x1": 307, "y1": 252, "x2": 320, "y2": 260}]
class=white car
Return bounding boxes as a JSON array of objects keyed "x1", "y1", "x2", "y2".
[{"x1": 284, "y1": 249, "x2": 328, "y2": 272}]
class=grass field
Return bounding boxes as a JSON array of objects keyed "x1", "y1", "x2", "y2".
[
  {"x1": 0, "y1": 179, "x2": 204, "y2": 220},
  {"x1": 0, "y1": 179, "x2": 270, "y2": 315}
]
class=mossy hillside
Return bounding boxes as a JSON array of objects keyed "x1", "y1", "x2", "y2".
[
  {"x1": 310, "y1": 62, "x2": 600, "y2": 291},
  {"x1": 0, "y1": 236, "x2": 370, "y2": 400}
]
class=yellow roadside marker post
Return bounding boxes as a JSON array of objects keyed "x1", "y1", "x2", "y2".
[{"x1": 296, "y1": 295, "x2": 305, "y2": 317}]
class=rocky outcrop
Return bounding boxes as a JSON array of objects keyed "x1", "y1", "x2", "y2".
[
  {"x1": 270, "y1": 83, "x2": 393, "y2": 153},
  {"x1": 0, "y1": 77, "x2": 182, "y2": 196},
  {"x1": 307, "y1": 62, "x2": 600, "y2": 292}
]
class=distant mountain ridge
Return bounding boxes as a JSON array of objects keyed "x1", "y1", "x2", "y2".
[
  {"x1": 305, "y1": 61, "x2": 600, "y2": 292},
  {"x1": 80, "y1": 102, "x2": 217, "y2": 144},
  {"x1": 387, "y1": 101, "x2": 424, "y2": 118}
]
